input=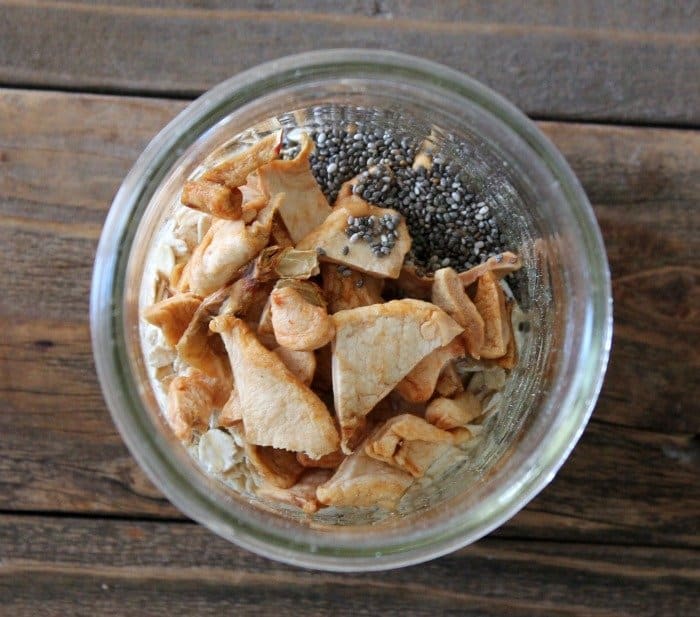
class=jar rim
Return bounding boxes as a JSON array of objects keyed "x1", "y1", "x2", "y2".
[{"x1": 90, "y1": 49, "x2": 612, "y2": 571}]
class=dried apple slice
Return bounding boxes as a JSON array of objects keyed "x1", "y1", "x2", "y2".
[
  {"x1": 321, "y1": 263, "x2": 384, "y2": 313},
  {"x1": 426, "y1": 390, "x2": 483, "y2": 429},
  {"x1": 273, "y1": 347, "x2": 316, "y2": 386},
  {"x1": 143, "y1": 292, "x2": 202, "y2": 346},
  {"x1": 252, "y1": 246, "x2": 320, "y2": 281},
  {"x1": 270, "y1": 284, "x2": 335, "y2": 351},
  {"x1": 316, "y1": 445, "x2": 413, "y2": 509},
  {"x1": 331, "y1": 299, "x2": 463, "y2": 452},
  {"x1": 297, "y1": 195, "x2": 411, "y2": 279},
  {"x1": 257, "y1": 469, "x2": 333, "y2": 514},
  {"x1": 210, "y1": 316, "x2": 339, "y2": 459},
  {"x1": 176, "y1": 286, "x2": 232, "y2": 385},
  {"x1": 495, "y1": 300, "x2": 518, "y2": 369},
  {"x1": 473, "y1": 271, "x2": 510, "y2": 359},
  {"x1": 458, "y1": 251, "x2": 522, "y2": 287},
  {"x1": 432, "y1": 266, "x2": 485, "y2": 359},
  {"x1": 364, "y1": 414, "x2": 453, "y2": 478},
  {"x1": 296, "y1": 449, "x2": 345, "y2": 469},
  {"x1": 218, "y1": 386, "x2": 242, "y2": 426},
  {"x1": 245, "y1": 443, "x2": 304, "y2": 489},
  {"x1": 395, "y1": 337, "x2": 465, "y2": 403},
  {"x1": 165, "y1": 371, "x2": 222, "y2": 441},
  {"x1": 180, "y1": 195, "x2": 279, "y2": 296},
  {"x1": 181, "y1": 180, "x2": 243, "y2": 220},
  {"x1": 435, "y1": 362, "x2": 464, "y2": 398},
  {"x1": 202, "y1": 131, "x2": 282, "y2": 188},
  {"x1": 256, "y1": 133, "x2": 332, "y2": 242}
]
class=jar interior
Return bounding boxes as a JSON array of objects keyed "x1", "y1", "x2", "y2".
[{"x1": 129, "y1": 95, "x2": 561, "y2": 530}]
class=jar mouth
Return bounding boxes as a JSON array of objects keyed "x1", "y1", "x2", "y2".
[{"x1": 90, "y1": 49, "x2": 612, "y2": 571}]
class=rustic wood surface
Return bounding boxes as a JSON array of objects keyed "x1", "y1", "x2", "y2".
[
  {"x1": 1, "y1": 3, "x2": 699, "y2": 614},
  {"x1": 0, "y1": 1, "x2": 699, "y2": 124},
  {"x1": 2, "y1": 515, "x2": 699, "y2": 617}
]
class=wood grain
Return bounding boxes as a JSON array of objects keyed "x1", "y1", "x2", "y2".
[
  {"x1": 0, "y1": 1, "x2": 699, "y2": 124},
  {"x1": 0, "y1": 89, "x2": 698, "y2": 545},
  {"x1": 1, "y1": 515, "x2": 698, "y2": 616},
  {"x1": 61, "y1": 1, "x2": 700, "y2": 33}
]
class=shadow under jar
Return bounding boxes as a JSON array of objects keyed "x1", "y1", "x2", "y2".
[{"x1": 91, "y1": 50, "x2": 612, "y2": 571}]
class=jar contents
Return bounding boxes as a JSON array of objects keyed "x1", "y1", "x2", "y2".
[{"x1": 141, "y1": 126, "x2": 524, "y2": 514}]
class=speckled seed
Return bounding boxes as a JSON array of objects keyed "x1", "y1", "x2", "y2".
[{"x1": 282, "y1": 124, "x2": 507, "y2": 273}]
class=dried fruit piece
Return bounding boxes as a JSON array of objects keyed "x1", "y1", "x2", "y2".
[
  {"x1": 245, "y1": 443, "x2": 304, "y2": 489},
  {"x1": 331, "y1": 299, "x2": 463, "y2": 452},
  {"x1": 143, "y1": 292, "x2": 202, "y2": 346},
  {"x1": 165, "y1": 371, "x2": 221, "y2": 441},
  {"x1": 256, "y1": 297, "x2": 277, "y2": 349},
  {"x1": 316, "y1": 446, "x2": 413, "y2": 509},
  {"x1": 270, "y1": 285, "x2": 335, "y2": 351},
  {"x1": 321, "y1": 263, "x2": 384, "y2": 313},
  {"x1": 218, "y1": 387, "x2": 243, "y2": 426},
  {"x1": 211, "y1": 316, "x2": 339, "y2": 459},
  {"x1": 364, "y1": 414, "x2": 453, "y2": 477},
  {"x1": 473, "y1": 272, "x2": 510, "y2": 359},
  {"x1": 180, "y1": 195, "x2": 279, "y2": 296},
  {"x1": 257, "y1": 133, "x2": 332, "y2": 242},
  {"x1": 257, "y1": 469, "x2": 333, "y2": 514},
  {"x1": 273, "y1": 347, "x2": 316, "y2": 386},
  {"x1": 239, "y1": 172, "x2": 269, "y2": 222},
  {"x1": 395, "y1": 337, "x2": 465, "y2": 403},
  {"x1": 176, "y1": 286, "x2": 232, "y2": 386},
  {"x1": 435, "y1": 362, "x2": 464, "y2": 398},
  {"x1": 458, "y1": 251, "x2": 522, "y2": 288},
  {"x1": 252, "y1": 246, "x2": 320, "y2": 281},
  {"x1": 297, "y1": 196, "x2": 411, "y2": 279},
  {"x1": 426, "y1": 390, "x2": 483, "y2": 429},
  {"x1": 432, "y1": 267, "x2": 485, "y2": 359},
  {"x1": 495, "y1": 300, "x2": 518, "y2": 369},
  {"x1": 394, "y1": 251, "x2": 522, "y2": 300},
  {"x1": 296, "y1": 449, "x2": 345, "y2": 469},
  {"x1": 450, "y1": 426, "x2": 475, "y2": 445},
  {"x1": 467, "y1": 367, "x2": 507, "y2": 398},
  {"x1": 202, "y1": 131, "x2": 282, "y2": 188},
  {"x1": 270, "y1": 213, "x2": 294, "y2": 248},
  {"x1": 395, "y1": 264, "x2": 433, "y2": 300},
  {"x1": 181, "y1": 180, "x2": 243, "y2": 220}
]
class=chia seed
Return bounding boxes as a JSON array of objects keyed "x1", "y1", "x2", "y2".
[
  {"x1": 281, "y1": 123, "x2": 508, "y2": 274},
  {"x1": 337, "y1": 265, "x2": 352, "y2": 278}
]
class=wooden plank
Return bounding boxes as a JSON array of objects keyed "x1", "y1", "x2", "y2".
[
  {"x1": 0, "y1": 1, "x2": 699, "y2": 124},
  {"x1": 540, "y1": 122, "x2": 700, "y2": 434},
  {"x1": 0, "y1": 90, "x2": 698, "y2": 543},
  {"x1": 0, "y1": 515, "x2": 698, "y2": 616},
  {"x1": 60, "y1": 1, "x2": 700, "y2": 34}
]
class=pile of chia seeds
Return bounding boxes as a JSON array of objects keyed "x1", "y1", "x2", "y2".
[{"x1": 282, "y1": 125, "x2": 507, "y2": 275}]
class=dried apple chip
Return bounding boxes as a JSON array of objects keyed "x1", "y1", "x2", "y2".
[
  {"x1": 364, "y1": 414, "x2": 453, "y2": 478},
  {"x1": 473, "y1": 271, "x2": 510, "y2": 359},
  {"x1": 143, "y1": 292, "x2": 202, "y2": 346},
  {"x1": 181, "y1": 180, "x2": 243, "y2": 220},
  {"x1": 432, "y1": 267, "x2": 485, "y2": 359}
]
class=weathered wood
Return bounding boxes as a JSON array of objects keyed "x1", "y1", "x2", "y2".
[
  {"x1": 0, "y1": 90, "x2": 698, "y2": 544},
  {"x1": 61, "y1": 1, "x2": 700, "y2": 34},
  {"x1": 540, "y1": 122, "x2": 700, "y2": 434},
  {"x1": 1, "y1": 1, "x2": 699, "y2": 124},
  {"x1": 0, "y1": 515, "x2": 698, "y2": 617}
]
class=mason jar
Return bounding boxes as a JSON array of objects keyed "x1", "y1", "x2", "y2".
[{"x1": 90, "y1": 49, "x2": 612, "y2": 571}]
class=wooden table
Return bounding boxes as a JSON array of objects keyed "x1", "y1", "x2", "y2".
[{"x1": 1, "y1": 3, "x2": 698, "y2": 615}]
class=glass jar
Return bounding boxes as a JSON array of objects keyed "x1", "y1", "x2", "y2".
[{"x1": 90, "y1": 49, "x2": 612, "y2": 571}]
